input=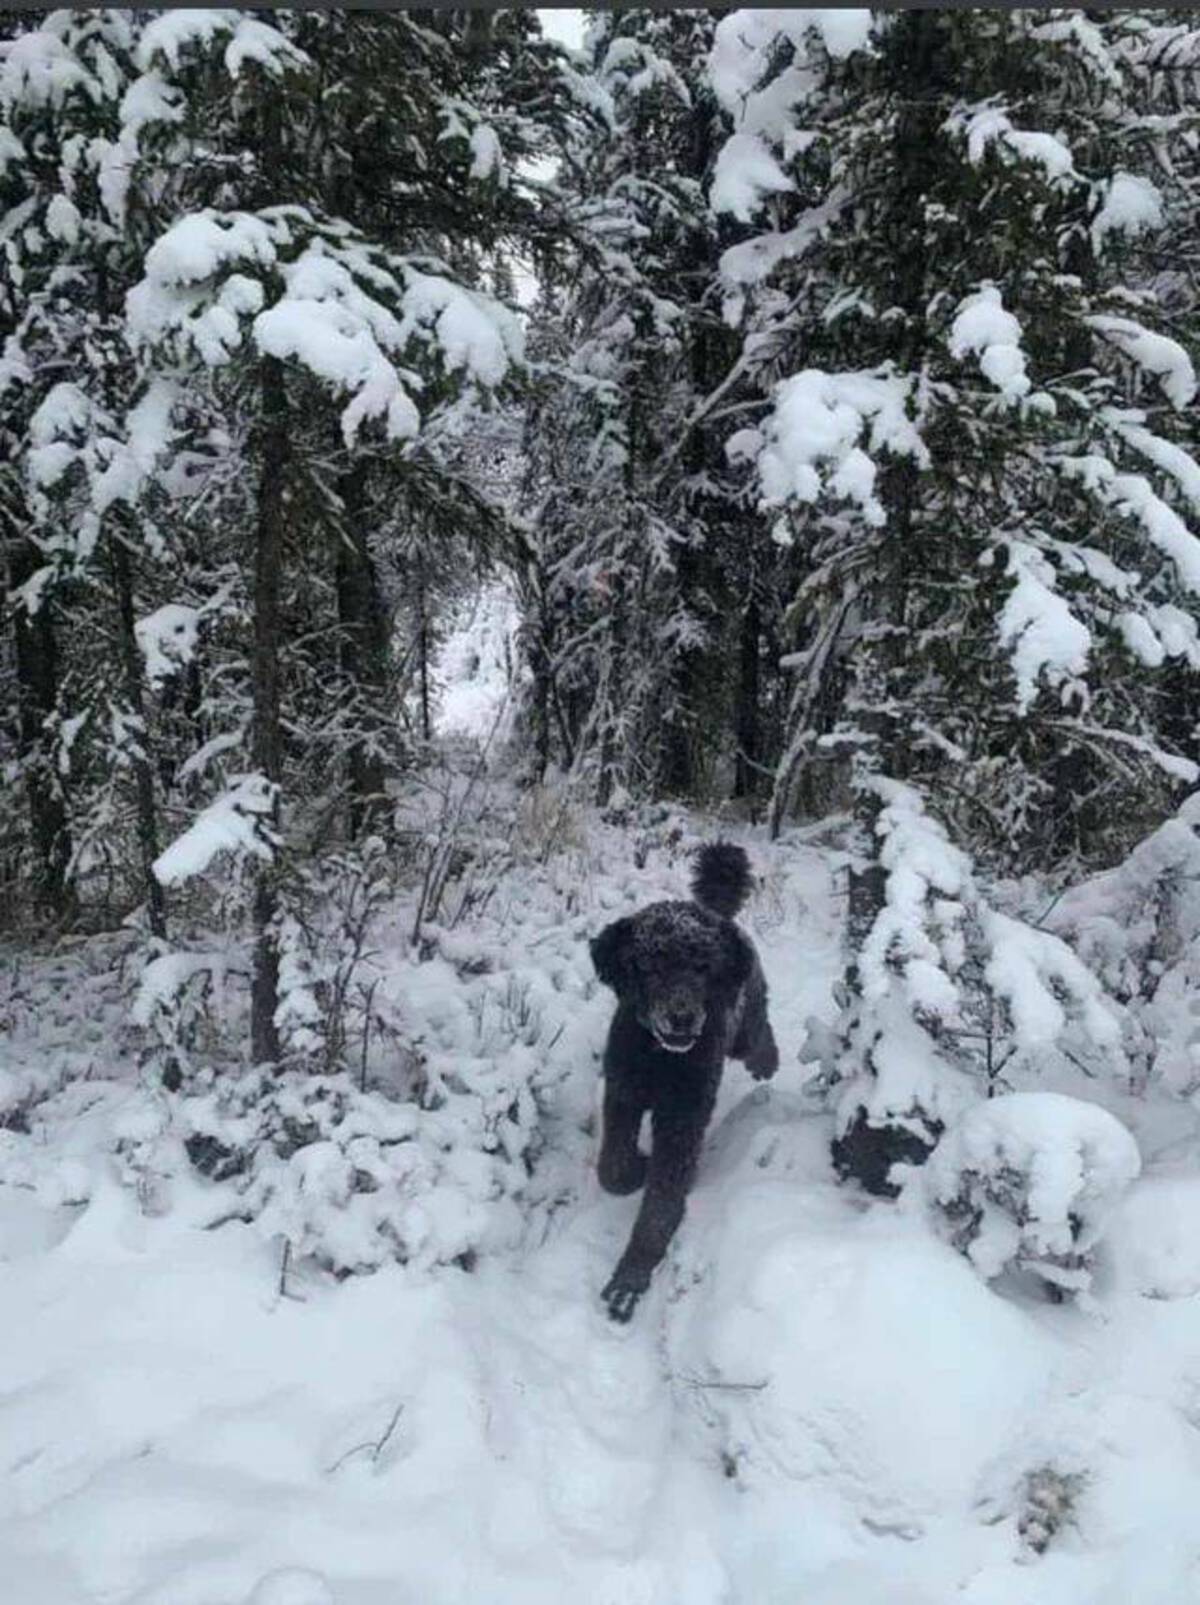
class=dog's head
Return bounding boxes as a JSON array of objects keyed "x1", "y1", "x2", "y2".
[{"x1": 590, "y1": 902, "x2": 752, "y2": 1053}]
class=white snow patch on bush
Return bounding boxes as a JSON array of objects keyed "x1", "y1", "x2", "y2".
[
  {"x1": 948, "y1": 284, "x2": 1031, "y2": 402},
  {"x1": 710, "y1": 131, "x2": 792, "y2": 221},
  {"x1": 947, "y1": 101, "x2": 1077, "y2": 183},
  {"x1": 709, "y1": 7, "x2": 872, "y2": 125},
  {"x1": 927, "y1": 1091, "x2": 1140, "y2": 1296},
  {"x1": 134, "y1": 603, "x2": 200, "y2": 687},
  {"x1": 1110, "y1": 413, "x2": 1200, "y2": 513},
  {"x1": 136, "y1": 9, "x2": 306, "y2": 77},
  {"x1": 153, "y1": 775, "x2": 279, "y2": 885},
  {"x1": 997, "y1": 540, "x2": 1090, "y2": 711},
  {"x1": 757, "y1": 367, "x2": 926, "y2": 524},
  {"x1": 1087, "y1": 314, "x2": 1197, "y2": 409},
  {"x1": 469, "y1": 123, "x2": 502, "y2": 181},
  {"x1": 1092, "y1": 171, "x2": 1164, "y2": 250}
]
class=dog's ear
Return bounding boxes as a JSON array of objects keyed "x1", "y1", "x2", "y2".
[
  {"x1": 591, "y1": 917, "x2": 636, "y2": 996},
  {"x1": 714, "y1": 926, "x2": 754, "y2": 995}
]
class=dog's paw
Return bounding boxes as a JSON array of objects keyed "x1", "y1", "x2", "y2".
[
  {"x1": 601, "y1": 1265, "x2": 650, "y2": 1323},
  {"x1": 747, "y1": 1035, "x2": 780, "y2": 1081},
  {"x1": 597, "y1": 1150, "x2": 648, "y2": 1196}
]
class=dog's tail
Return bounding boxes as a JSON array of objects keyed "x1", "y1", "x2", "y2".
[{"x1": 691, "y1": 841, "x2": 753, "y2": 919}]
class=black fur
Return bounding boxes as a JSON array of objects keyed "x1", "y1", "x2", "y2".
[
  {"x1": 690, "y1": 840, "x2": 753, "y2": 918},
  {"x1": 590, "y1": 842, "x2": 779, "y2": 1321}
]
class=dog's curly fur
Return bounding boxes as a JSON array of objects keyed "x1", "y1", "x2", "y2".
[{"x1": 590, "y1": 843, "x2": 779, "y2": 1321}]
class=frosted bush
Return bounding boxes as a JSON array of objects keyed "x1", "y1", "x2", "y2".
[
  {"x1": 927, "y1": 1091, "x2": 1141, "y2": 1299},
  {"x1": 1046, "y1": 792, "x2": 1200, "y2": 1093},
  {"x1": 178, "y1": 1066, "x2": 531, "y2": 1277},
  {"x1": 825, "y1": 780, "x2": 1126, "y2": 1197}
]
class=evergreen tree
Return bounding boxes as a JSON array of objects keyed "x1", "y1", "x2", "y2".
[
  {"x1": 521, "y1": 9, "x2": 784, "y2": 806},
  {"x1": 711, "y1": 8, "x2": 1200, "y2": 865},
  {"x1": 708, "y1": 8, "x2": 1200, "y2": 1186},
  {"x1": 1, "y1": 10, "x2": 186, "y2": 930},
  {"x1": 2, "y1": 11, "x2": 546, "y2": 1067},
  {"x1": 118, "y1": 10, "x2": 529, "y2": 1061}
]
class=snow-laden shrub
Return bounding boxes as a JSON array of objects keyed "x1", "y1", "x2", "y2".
[
  {"x1": 174, "y1": 1066, "x2": 531, "y2": 1275},
  {"x1": 1017, "y1": 1465, "x2": 1087, "y2": 1558},
  {"x1": 1046, "y1": 792, "x2": 1200, "y2": 1094},
  {"x1": 132, "y1": 944, "x2": 245, "y2": 1089},
  {"x1": 119, "y1": 807, "x2": 607, "y2": 1276},
  {"x1": 926, "y1": 1091, "x2": 1141, "y2": 1300},
  {"x1": 818, "y1": 780, "x2": 1127, "y2": 1196}
]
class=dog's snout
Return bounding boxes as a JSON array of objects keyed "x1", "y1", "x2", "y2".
[{"x1": 669, "y1": 1009, "x2": 693, "y2": 1032}]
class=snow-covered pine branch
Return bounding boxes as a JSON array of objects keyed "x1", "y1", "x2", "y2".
[
  {"x1": 1044, "y1": 793, "x2": 1200, "y2": 1096},
  {"x1": 126, "y1": 214, "x2": 522, "y2": 446},
  {"x1": 152, "y1": 775, "x2": 280, "y2": 886}
]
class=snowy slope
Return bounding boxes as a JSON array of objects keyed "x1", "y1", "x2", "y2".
[{"x1": 5, "y1": 809, "x2": 1200, "y2": 1604}]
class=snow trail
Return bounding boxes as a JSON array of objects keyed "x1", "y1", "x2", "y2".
[{"x1": 5, "y1": 825, "x2": 1200, "y2": 1601}]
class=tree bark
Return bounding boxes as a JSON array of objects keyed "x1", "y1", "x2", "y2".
[
  {"x1": 334, "y1": 458, "x2": 392, "y2": 837},
  {"x1": 110, "y1": 529, "x2": 167, "y2": 939},
  {"x1": 250, "y1": 354, "x2": 288, "y2": 1066},
  {"x1": 733, "y1": 589, "x2": 762, "y2": 806},
  {"x1": 7, "y1": 535, "x2": 72, "y2": 918},
  {"x1": 661, "y1": 80, "x2": 720, "y2": 799}
]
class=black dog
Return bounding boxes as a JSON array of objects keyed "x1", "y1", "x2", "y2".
[{"x1": 590, "y1": 843, "x2": 779, "y2": 1321}]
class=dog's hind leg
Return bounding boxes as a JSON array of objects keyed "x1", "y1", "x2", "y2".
[{"x1": 597, "y1": 1082, "x2": 648, "y2": 1196}]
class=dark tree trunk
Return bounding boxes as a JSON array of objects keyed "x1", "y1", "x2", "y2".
[
  {"x1": 7, "y1": 535, "x2": 72, "y2": 918},
  {"x1": 92, "y1": 253, "x2": 165, "y2": 937},
  {"x1": 661, "y1": 87, "x2": 721, "y2": 799},
  {"x1": 415, "y1": 552, "x2": 433, "y2": 745},
  {"x1": 250, "y1": 353, "x2": 288, "y2": 1066},
  {"x1": 734, "y1": 590, "x2": 762, "y2": 806},
  {"x1": 597, "y1": 569, "x2": 626, "y2": 808},
  {"x1": 530, "y1": 610, "x2": 553, "y2": 782},
  {"x1": 334, "y1": 459, "x2": 391, "y2": 838},
  {"x1": 660, "y1": 536, "x2": 699, "y2": 798},
  {"x1": 110, "y1": 529, "x2": 167, "y2": 939},
  {"x1": 833, "y1": 10, "x2": 947, "y2": 1191}
]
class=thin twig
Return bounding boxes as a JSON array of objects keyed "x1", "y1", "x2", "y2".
[
  {"x1": 359, "y1": 977, "x2": 379, "y2": 1092},
  {"x1": 324, "y1": 1402, "x2": 405, "y2": 1475},
  {"x1": 678, "y1": 1372, "x2": 769, "y2": 1393}
]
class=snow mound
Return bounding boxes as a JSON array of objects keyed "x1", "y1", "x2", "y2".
[
  {"x1": 675, "y1": 1128, "x2": 1055, "y2": 1530},
  {"x1": 245, "y1": 1568, "x2": 334, "y2": 1605},
  {"x1": 1107, "y1": 1175, "x2": 1200, "y2": 1300},
  {"x1": 927, "y1": 1092, "x2": 1141, "y2": 1297}
]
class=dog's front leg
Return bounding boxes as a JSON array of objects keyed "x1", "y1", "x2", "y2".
[
  {"x1": 601, "y1": 1108, "x2": 707, "y2": 1323},
  {"x1": 597, "y1": 1082, "x2": 648, "y2": 1196},
  {"x1": 734, "y1": 965, "x2": 780, "y2": 1081}
]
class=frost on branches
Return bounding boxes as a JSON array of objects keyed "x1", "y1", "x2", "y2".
[
  {"x1": 707, "y1": 7, "x2": 1200, "y2": 868},
  {"x1": 926, "y1": 1091, "x2": 1141, "y2": 1303},
  {"x1": 126, "y1": 211, "x2": 523, "y2": 447},
  {"x1": 116, "y1": 836, "x2": 599, "y2": 1280},
  {"x1": 819, "y1": 780, "x2": 1126, "y2": 1197},
  {"x1": 1046, "y1": 793, "x2": 1200, "y2": 1097}
]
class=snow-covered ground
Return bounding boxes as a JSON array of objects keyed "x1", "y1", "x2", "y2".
[
  {"x1": 431, "y1": 584, "x2": 519, "y2": 745},
  {"x1": 6, "y1": 805, "x2": 1200, "y2": 1605},
  {"x1": 5, "y1": 608, "x2": 1200, "y2": 1604}
]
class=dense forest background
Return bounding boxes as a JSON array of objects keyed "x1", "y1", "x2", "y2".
[
  {"x1": 8, "y1": 13, "x2": 1200, "y2": 1600},
  {"x1": 3, "y1": 6, "x2": 1200, "y2": 1197}
]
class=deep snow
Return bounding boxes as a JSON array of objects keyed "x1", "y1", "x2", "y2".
[
  {"x1": 6, "y1": 600, "x2": 1200, "y2": 1604},
  {"x1": 6, "y1": 806, "x2": 1200, "y2": 1604}
]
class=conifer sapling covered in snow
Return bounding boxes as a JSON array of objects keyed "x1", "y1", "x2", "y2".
[
  {"x1": 926, "y1": 1091, "x2": 1141, "y2": 1302},
  {"x1": 821, "y1": 780, "x2": 1127, "y2": 1196}
]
